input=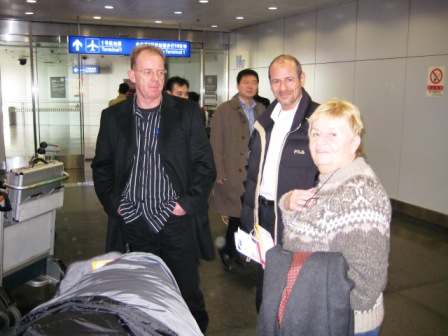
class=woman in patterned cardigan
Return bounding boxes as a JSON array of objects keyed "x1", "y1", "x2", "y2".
[{"x1": 279, "y1": 99, "x2": 391, "y2": 336}]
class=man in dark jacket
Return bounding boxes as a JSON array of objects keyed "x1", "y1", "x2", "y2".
[
  {"x1": 91, "y1": 44, "x2": 216, "y2": 333},
  {"x1": 240, "y1": 54, "x2": 319, "y2": 311}
]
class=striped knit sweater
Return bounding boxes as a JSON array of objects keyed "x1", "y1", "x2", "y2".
[{"x1": 279, "y1": 157, "x2": 391, "y2": 333}]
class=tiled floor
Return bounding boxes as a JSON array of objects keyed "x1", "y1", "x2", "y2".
[{"x1": 2, "y1": 164, "x2": 448, "y2": 335}]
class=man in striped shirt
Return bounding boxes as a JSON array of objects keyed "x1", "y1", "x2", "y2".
[{"x1": 91, "y1": 44, "x2": 216, "y2": 333}]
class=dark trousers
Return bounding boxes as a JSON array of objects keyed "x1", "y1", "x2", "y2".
[
  {"x1": 223, "y1": 216, "x2": 241, "y2": 257},
  {"x1": 256, "y1": 201, "x2": 276, "y2": 313},
  {"x1": 105, "y1": 217, "x2": 126, "y2": 253},
  {"x1": 122, "y1": 215, "x2": 208, "y2": 333}
]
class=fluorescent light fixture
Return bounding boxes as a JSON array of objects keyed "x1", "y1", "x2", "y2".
[
  {"x1": 105, "y1": 5, "x2": 114, "y2": 9},
  {"x1": 268, "y1": 6, "x2": 277, "y2": 10},
  {"x1": 25, "y1": 12, "x2": 34, "y2": 15},
  {"x1": 199, "y1": 0, "x2": 209, "y2": 3},
  {"x1": 236, "y1": 16, "x2": 244, "y2": 20},
  {"x1": 93, "y1": 16, "x2": 101, "y2": 19},
  {"x1": 26, "y1": 0, "x2": 37, "y2": 3},
  {"x1": 211, "y1": 25, "x2": 218, "y2": 28},
  {"x1": 174, "y1": 11, "x2": 183, "y2": 14},
  {"x1": 155, "y1": 20, "x2": 162, "y2": 23}
]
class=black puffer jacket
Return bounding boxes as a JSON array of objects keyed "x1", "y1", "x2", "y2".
[{"x1": 240, "y1": 88, "x2": 319, "y2": 244}]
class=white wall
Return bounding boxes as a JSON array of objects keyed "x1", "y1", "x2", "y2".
[{"x1": 229, "y1": 0, "x2": 448, "y2": 215}]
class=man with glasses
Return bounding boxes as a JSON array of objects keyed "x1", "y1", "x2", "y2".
[
  {"x1": 91, "y1": 44, "x2": 216, "y2": 333},
  {"x1": 240, "y1": 54, "x2": 319, "y2": 312}
]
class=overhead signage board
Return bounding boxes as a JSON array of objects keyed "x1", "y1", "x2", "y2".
[
  {"x1": 72, "y1": 65, "x2": 99, "y2": 74},
  {"x1": 68, "y1": 36, "x2": 190, "y2": 57}
]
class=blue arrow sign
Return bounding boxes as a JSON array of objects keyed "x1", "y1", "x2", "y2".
[
  {"x1": 72, "y1": 39, "x2": 83, "y2": 51},
  {"x1": 72, "y1": 65, "x2": 99, "y2": 74},
  {"x1": 68, "y1": 36, "x2": 190, "y2": 57}
]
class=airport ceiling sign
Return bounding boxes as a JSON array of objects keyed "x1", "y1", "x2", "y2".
[{"x1": 68, "y1": 36, "x2": 190, "y2": 57}]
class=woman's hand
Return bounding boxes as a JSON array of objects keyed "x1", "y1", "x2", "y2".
[{"x1": 285, "y1": 188, "x2": 317, "y2": 212}]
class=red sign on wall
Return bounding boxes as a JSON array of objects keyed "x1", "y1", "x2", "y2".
[{"x1": 426, "y1": 66, "x2": 445, "y2": 97}]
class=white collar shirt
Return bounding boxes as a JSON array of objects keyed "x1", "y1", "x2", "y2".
[{"x1": 259, "y1": 100, "x2": 301, "y2": 201}]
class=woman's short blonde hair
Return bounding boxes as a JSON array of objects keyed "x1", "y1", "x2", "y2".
[{"x1": 308, "y1": 98, "x2": 364, "y2": 136}]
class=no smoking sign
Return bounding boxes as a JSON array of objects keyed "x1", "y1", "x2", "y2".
[{"x1": 427, "y1": 66, "x2": 445, "y2": 97}]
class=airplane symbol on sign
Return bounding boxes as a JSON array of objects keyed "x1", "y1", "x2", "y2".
[{"x1": 86, "y1": 38, "x2": 100, "y2": 53}]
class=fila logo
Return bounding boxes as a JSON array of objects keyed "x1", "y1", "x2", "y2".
[{"x1": 294, "y1": 149, "x2": 305, "y2": 155}]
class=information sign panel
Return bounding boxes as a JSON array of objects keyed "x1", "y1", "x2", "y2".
[{"x1": 68, "y1": 36, "x2": 190, "y2": 57}]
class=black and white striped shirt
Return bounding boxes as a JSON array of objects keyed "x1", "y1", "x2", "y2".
[{"x1": 120, "y1": 97, "x2": 177, "y2": 233}]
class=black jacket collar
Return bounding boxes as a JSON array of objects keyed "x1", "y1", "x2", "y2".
[{"x1": 257, "y1": 88, "x2": 315, "y2": 132}]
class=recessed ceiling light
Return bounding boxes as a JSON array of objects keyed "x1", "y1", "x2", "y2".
[
  {"x1": 155, "y1": 20, "x2": 162, "y2": 23},
  {"x1": 25, "y1": 12, "x2": 34, "y2": 15},
  {"x1": 105, "y1": 5, "x2": 114, "y2": 9},
  {"x1": 199, "y1": 0, "x2": 208, "y2": 3},
  {"x1": 174, "y1": 11, "x2": 183, "y2": 14},
  {"x1": 268, "y1": 6, "x2": 277, "y2": 10},
  {"x1": 236, "y1": 16, "x2": 244, "y2": 20},
  {"x1": 93, "y1": 16, "x2": 101, "y2": 19}
]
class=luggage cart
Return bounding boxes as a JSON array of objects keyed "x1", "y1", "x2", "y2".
[{"x1": 0, "y1": 158, "x2": 68, "y2": 331}]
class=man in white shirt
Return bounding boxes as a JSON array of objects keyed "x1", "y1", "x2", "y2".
[{"x1": 240, "y1": 55, "x2": 319, "y2": 312}]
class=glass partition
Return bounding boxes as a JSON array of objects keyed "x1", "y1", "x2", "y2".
[
  {"x1": 1, "y1": 34, "x2": 228, "y2": 165},
  {"x1": 34, "y1": 40, "x2": 83, "y2": 157},
  {"x1": 1, "y1": 39, "x2": 35, "y2": 157},
  {"x1": 1, "y1": 37, "x2": 83, "y2": 161},
  {"x1": 203, "y1": 49, "x2": 228, "y2": 132}
]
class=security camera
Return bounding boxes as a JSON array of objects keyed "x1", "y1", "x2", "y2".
[{"x1": 18, "y1": 58, "x2": 27, "y2": 65}]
